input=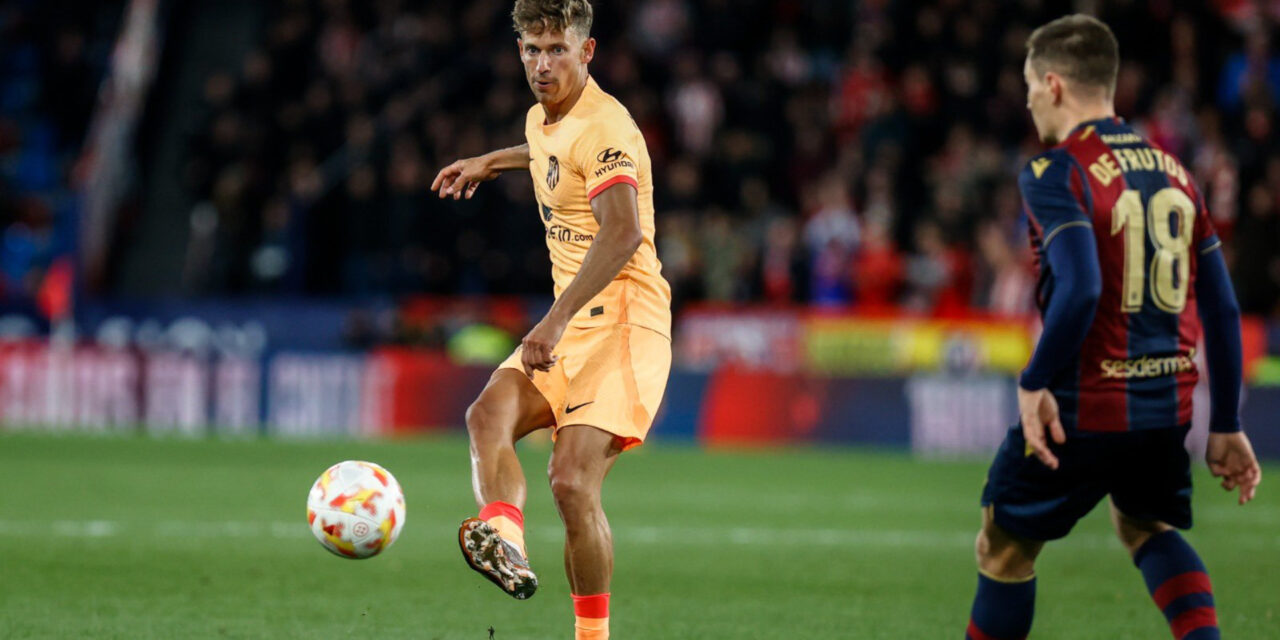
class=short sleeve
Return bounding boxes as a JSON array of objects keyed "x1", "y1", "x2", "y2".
[
  {"x1": 1018, "y1": 152, "x2": 1092, "y2": 248},
  {"x1": 573, "y1": 117, "x2": 641, "y2": 201}
]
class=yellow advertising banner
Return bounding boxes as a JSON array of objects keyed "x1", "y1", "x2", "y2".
[{"x1": 804, "y1": 316, "x2": 1034, "y2": 376}]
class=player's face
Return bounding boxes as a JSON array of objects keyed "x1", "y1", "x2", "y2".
[
  {"x1": 518, "y1": 28, "x2": 595, "y2": 107},
  {"x1": 1024, "y1": 57, "x2": 1060, "y2": 145}
]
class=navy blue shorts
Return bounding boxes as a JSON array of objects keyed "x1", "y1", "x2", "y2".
[{"x1": 980, "y1": 424, "x2": 1193, "y2": 541}]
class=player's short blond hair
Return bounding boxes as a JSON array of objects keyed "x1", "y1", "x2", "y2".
[
  {"x1": 512, "y1": 0, "x2": 593, "y2": 39},
  {"x1": 1027, "y1": 14, "x2": 1119, "y2": 96}
]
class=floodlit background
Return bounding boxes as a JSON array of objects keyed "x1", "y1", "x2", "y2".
[{"x1": 0, "y1": 1, "x2": 1277, "y2": 638}]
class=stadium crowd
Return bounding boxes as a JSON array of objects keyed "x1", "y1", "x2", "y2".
[
  {"x1": 0, "y1": 1, "x2": 120, "y2": 304},
  {"x1": 3, "y1": 0, "x2": 1279, "y2": 322}
]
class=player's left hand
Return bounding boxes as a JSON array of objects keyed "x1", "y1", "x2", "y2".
[
  {"x1": 1018, "y1": 386, "x2": 1067, "y2": 470},
  {"x1": 1206, "y1": 431, "x2": 1262, "y2": 505},
  {"x1": 520, "y1": 315, "x2": 567, "y2": 378}
]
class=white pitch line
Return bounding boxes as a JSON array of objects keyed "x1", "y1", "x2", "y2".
[{"x1": 2, "y1": 520, "x2": 1277, "y2": 552}]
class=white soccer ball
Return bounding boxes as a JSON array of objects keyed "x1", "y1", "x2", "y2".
[{"x1": 307, "y1": 460, "x2": 406, "y2": 559}]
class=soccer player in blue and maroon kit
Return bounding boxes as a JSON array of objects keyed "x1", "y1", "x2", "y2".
[{"x1": 965, "y1": 15, "x2": 1262, "y2": 640}]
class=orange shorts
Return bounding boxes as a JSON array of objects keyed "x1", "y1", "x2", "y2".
[{"x1": 498, "y1": 322, "x2": 671, "y2": 450}]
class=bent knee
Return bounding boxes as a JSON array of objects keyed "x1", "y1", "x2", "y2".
[
  {"x1": 975, "y1": 526, "x2": 1037, "y2": 580},
  {"x1": 465, "y1": 397, "x2": 511, "y2": 444},
  {"x1": 1112, "y1": 512, "x2": 1172, "y2": 557},
  {"x1": 547, "y1": 466, "x2": 597, "y2": 509},
  {"x1": 464, "y1": 400, "x2": 489, "y2": 434}
]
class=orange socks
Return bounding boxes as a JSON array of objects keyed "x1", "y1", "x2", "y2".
[
  {"x1": 573, "y1": 593, "x2": 609, "y2": 640},
  {"x1": 478, "y1": 501, "x2": 526, "y2": 556},
  {"x1": 480, "y1": 504, "x2": 609, "y2": 639}
]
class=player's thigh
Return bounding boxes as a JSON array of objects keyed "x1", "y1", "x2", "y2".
[
  {"x1": 554, "y1": 325, "x2": 671, "y2": 450},
  {"x1": 547, "y1": 425, "x2": 624, "y2": 495},
  {"x1": 981, "y1": 424, "x2": 1108, "y2": 541},
  {"x1": 469, "y1": 368, "x2": 556, "y2": 443},
  {"x1": 1109, "y1": 425, "x2": 1193, "y2": 532}
]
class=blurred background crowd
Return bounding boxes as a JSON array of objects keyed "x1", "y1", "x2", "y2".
[
  {"x1": 0, "y1": 1, "x2": 117, "y2": 306},
  {"x1": 3, "y1": 0, "x2": 1280, "y2": 320}
]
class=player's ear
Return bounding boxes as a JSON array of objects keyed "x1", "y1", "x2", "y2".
[
  {"x1": 1046, "y1": 72, "x2": 1064, "y2": 106},
  {"x1": 581, "y1": 37, "x2": 596, "y2": 64}
]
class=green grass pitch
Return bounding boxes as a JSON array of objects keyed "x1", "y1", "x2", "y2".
[{"x1": 0, "y1": 432, "x2": 1276, "y2": 639}]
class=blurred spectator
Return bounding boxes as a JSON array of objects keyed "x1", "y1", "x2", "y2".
[
  {"x1": 1194, "y1": 109, "x2": 1240, "y2": 237},
  {"x1": 1217, "y1": 28, "x2": 1280, "y2": 112},
  {"x1": 633, "y1": 0, "x2": 690, "y2": 58},
  {"x1": 803, "y1": 175, "x2": 859, "y2": 306},
  {"x1": 756, "y1": 215, "x2": 807, "y2": 305},
  {"x1": 849, "y1": 215, "x2": 902, "y2": 310},
  {"x1": 903, "y1": 220, "x2": 972, "y2": 315},
  {"x1": 973, "y1": 220, "x2": 1034, "y2": 317},
  {"x1": 0, "y1": 2, "x2": 123, "y2": 304},
  {"x1": 1234, "y1": 182, "x2": 1280, "y2": 316},
  {"x1": 668, "y1": 53, "x2": 723, "y2": 157}
]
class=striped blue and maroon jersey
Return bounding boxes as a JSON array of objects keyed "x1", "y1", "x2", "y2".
[{"x1": 1020, "y1": 117, "x2": 1221, "y2": 432}]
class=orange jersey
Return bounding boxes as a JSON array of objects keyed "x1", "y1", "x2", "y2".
[{"x1": 525, "y1": 76, "x2": 671, "y2": 337}]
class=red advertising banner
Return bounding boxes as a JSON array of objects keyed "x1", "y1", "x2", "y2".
[{"x1": 366, "y1": 348, "x2": 492, "y2": 435}]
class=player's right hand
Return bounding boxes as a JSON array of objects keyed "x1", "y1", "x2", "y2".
[
  {"x1": 430, "y1": 155, "x2": 500, "y2": 200},
  {"x1": 519, "y1": 314, "x2": 566, "y2": 378},
  {"x1": 1206, "y1": 431, "x2": 1262, "y2": 505},
  {"x1": 1018, "y1": 386, "x2": 1066, "y2": 470}
]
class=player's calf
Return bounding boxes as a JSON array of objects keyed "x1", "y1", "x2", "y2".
[
  {"x1": 548, "y1": 426, "x2": 621, "y2": 639},
  {"x1": 1132, "y1": 530, "x2": 1219, "y2": 640},
  {"x1": 1110, "y1": 504, "x2": 1219, "y2": 639},
  {"x1": 966, "y1": 514, "x2": 1042, "y2": 640}
]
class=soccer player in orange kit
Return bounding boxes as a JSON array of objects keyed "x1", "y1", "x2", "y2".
[{"x1": 430, "y1": 1, "x2": 671, "y2": 638}]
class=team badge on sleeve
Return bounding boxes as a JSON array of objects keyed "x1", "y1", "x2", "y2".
[{"x1": 1031, "y1": 157, "x2": 1052, "y2": 179}]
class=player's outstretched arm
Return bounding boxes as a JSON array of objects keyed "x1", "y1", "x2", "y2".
[
  {"x1": 519, "y1": 183, "x2": 643, "y2": 378},
  {"x1": 430, "y1": 144, "x2": 531, "y2": 200},
  {"x1": 1196, "y1": 244, "x2": 1261, "y2": 504}
]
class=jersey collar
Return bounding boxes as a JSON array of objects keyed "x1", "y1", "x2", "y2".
[{"x1": 1065, "y1": 115, "x2": 1124, "y2": 140}]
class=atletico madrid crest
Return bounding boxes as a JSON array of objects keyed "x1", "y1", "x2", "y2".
[{"x1": 546, "y1": 155, "x2": 559, "y2": 190}]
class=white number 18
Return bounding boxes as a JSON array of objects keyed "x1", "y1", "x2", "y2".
[{"x1": 1110, "y1": 188, "x2": 1196, "y2": 314}]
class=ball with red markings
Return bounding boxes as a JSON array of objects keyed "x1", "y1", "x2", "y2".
[{"x1": 307, "y1": 460, "x2": 406, "y2": 559}]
